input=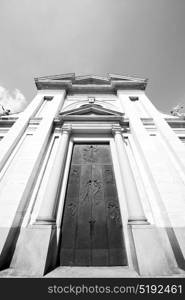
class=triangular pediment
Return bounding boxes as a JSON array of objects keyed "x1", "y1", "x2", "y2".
[
  {"x1": 60, "y1": 104, "x2": 123, "y2": 117},
  {"x1": 74, "y1": 75, "x2": 109, "y2": 85}
]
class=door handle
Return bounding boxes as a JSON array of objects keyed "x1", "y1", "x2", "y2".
[
  {"x1": 89, "y1": 218, "x2": 96, "y2": 225},
  {"x1": 89, "y1": 218, "x2": 96, "y2": 234}
]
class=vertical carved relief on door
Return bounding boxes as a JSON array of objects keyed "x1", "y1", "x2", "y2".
[{"x1": 60, "y1": 143, "x2": 127, "y2": 266}]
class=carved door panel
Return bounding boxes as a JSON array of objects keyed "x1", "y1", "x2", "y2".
[{"x1": 60, "y1": 144, "x2": 127, "y2": 266}]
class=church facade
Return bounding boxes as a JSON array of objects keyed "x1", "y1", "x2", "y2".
[{"x1": 0, "y1": 73, "x2": 185, "y2": 277}]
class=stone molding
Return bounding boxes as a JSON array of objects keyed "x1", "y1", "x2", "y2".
[
  {"x1": 61, "y1": 124, "x2": 72, "y2": 134},
  {"x1": 112, "y1": 125, "x2": 127, "y2": 135}
]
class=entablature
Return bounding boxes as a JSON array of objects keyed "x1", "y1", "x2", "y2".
[{"x1": 54, "y1": 121, "x2": 129, "y2": 135}]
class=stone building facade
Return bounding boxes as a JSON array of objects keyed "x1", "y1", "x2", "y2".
[{"x1": 0, "y1": 73, "x2": 185, "y2": 277}]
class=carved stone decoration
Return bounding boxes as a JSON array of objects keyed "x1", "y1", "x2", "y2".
[
  {"x1": 92, "y1": 179, "x2": 102, "y2": 203},
  {"x1": 80, "y1": 179, "x2": 102, "y2": 204},
  {"x1": 108, "y1": 201, "x2": 121, "y2": 226},
  {"x1": 88, "y1": 97, "x2": 95, "y2": 104},
  {"x1": 82, "y1": 145, "x2": 98, "y2": 162},
  {"x1": 171, "y1": 104, "x2": 185, "y2": 119},
  {"x1": 0, "y1": 104, "x2": 11, "y2": 116},
  {"x1": 70, "y1": 168, "x2": 80, "y2": 182},
  {"x1": 71, "y1": 169, "x2": 80, "y2": 180},
  {"x1": 80, "y1": 179, "x2": 92, "y2": 203},
  {"x1": 67, "y1": 202, "x2": 77, "y2": 216}
]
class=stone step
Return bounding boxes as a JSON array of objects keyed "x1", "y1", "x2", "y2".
[
  {"x1": 45, "y1": 266, "x2": 185, "y2": 278},
  {"x1": 0, "y1": 268, "x2": 41, "y2": 278},
  {"x1": 0, "y1": 267, "x2": 185, "y2": 278},
  {"x1": 45, "y1": 266, "x2": 140, "y2": 278}
]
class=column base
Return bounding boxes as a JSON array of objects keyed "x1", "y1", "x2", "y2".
[
  {"x1": 128, "y1": 224, "x2": 184, "y2": 276},
  {"x1": 10, "y1": 225, "x2": 58, "y2": 276},
  {"x1": 0, "y1": 227, "x2": 19, "y2": 270}
]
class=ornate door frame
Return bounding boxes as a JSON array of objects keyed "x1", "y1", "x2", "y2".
[{"x1": 55, "y1": 123, "x2": 134, "y2": 272}]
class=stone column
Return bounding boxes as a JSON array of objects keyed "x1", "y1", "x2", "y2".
[
  {"x1": 115, "y1": 92, "x2": 184, "y2": 275},
  {"x1": 0, "y1": 91, "x2": 66, "y2": 271},
  {"x1": 140, "y1": 94, "x2": 185, "y2": 176},
  {"x1": 0, "y1": 92, "x2": 45, "y2": 171},
  {"x1": 112, "y1": 125, "x2": 148, "y2": 224},
  {"x1": 35, "y1": 124, "x2": 71, "y2": 224}
]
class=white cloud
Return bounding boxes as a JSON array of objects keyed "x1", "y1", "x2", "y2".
[{"x1": 0, "y1": 86, "x2": 27, "y2": 115}]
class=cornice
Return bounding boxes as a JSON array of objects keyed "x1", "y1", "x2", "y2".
[
  {"x1": 0, "y1": 117, "x2": 18, "y2": 127},
  {"x1": 34, "y1": 73, "x2": 148, "y2": 92}
]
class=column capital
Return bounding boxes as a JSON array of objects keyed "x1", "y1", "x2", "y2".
[
  {"x1": 61, "y1": 124, "x2": 72, "y2": 134},
  {"x1": 112, "y1": 125, "x2": 124, "y2": 135}
]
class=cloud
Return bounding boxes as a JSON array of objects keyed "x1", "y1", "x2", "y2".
[{"x1": 0, "y1": 86, "x2": 27, "y2": 115}]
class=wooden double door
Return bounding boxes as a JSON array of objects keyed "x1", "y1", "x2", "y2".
[{"x1": 60, "y1": 143, "x2": 127, "y2": 266}]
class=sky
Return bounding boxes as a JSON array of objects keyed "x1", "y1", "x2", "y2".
[{"x1": 0, "y1": 0, "x2": 185, "y2": 114}]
